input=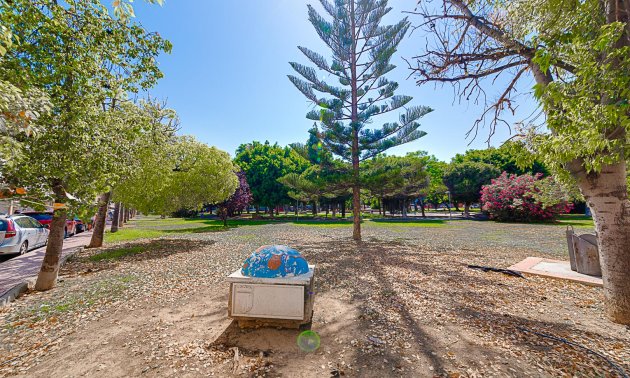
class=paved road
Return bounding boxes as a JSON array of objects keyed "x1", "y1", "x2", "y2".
[{"x1": 0, "y1": 232, "x2": 92, "y2": 299}]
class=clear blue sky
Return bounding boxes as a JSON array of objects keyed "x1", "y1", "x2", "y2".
[{"x1": 132, "y1": 0, "x2": 537, "y2": 162}]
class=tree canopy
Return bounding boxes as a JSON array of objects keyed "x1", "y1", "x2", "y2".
[
  {"x1": 235, "y1": 141, "x2": 309, "y2": 211},
  {"x1": 289, "y1": 0, "x2": 433, "y2": 239},
  {"x1": 408, "y1": 0, "x2": 630, "y2": 322},
  {"x1": 452, "y1": 142, "x2": 549, "y2": 176},
  {"x1": 442, "y1": 161, "x2": 500, "y2": 212}
]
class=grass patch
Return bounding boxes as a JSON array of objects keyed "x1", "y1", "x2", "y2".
[
  {"x1": 104, "y1": 228, "x2": 166, "y2": 243},
  {"x1": 89, "y1": 245, "x2": 148, "y2": 261},
  {"x1": 368, "y1": 219, "x2": 447, "y2": 227},
  {"x1": 292, "y1": 220, "x2": 353, "y2": 228},
  {"x1": 555, "y1": 214, "x2": 594, "y2": 228}
]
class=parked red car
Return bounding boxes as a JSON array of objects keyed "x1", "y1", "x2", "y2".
[{"x1": 21, "y1": 212, "x2": 77, "y2": 238}]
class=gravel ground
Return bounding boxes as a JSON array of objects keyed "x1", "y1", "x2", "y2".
[{"x1": 1, "y1": 219, "x2": 628, "y2": 377}]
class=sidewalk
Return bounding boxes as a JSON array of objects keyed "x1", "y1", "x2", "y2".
[{"x1": 0, "y1": 231, "x2": 92, "y2": 304}]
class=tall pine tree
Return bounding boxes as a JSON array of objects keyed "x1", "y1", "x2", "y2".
[{"x1": 288, "y1": 0, "x2": 432, "y2": 240}]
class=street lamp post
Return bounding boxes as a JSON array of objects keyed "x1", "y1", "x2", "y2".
[{"x1": 446, "y1": 190, "x2": 452, "y2": 220}]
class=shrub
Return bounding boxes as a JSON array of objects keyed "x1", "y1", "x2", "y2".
[{"x1": 480, "y1": 172, "x2": 572, "y2": 222}]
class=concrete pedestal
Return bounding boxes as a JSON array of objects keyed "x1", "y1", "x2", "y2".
[{"x1": 227, "y1": 265, "x2": 315, "y2": 329}]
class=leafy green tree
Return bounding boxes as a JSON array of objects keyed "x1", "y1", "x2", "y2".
[
  {"x1": 289, "y1": 0, "x2": 433, "y2": 240},
  {"x1": 421, "y1": 155, "x2": 449, "y2": 211},
  {"x1": 0, "y1": 0, "x2": 171, "y2": 290},
  {"x1": 116, "y1": 136, "x2": 238, "y2": 216},
  {"x1": 235, "y1": 141, "x2": 309, "y2": 214},
  {"x1": 0, "y1": 82, "x2": 50, "y2": 160},
  {"x1": 452, "y1": 142, "x2": 548, "y2": 176},
  {"x1": 86, "y1": 100, "x2": 178, "y2": 246},
  {"x1": 410, "y1": 0, "x2": 630, "y2": 322},
  {"x1": 284, "y1": 128, "x2": 354, "y2": 217},
  {"x1": 278, "y1": 172, "x2": 321, "y2": 211},
  {"x1": 363, "y1": 153, "x2": 428, "y2": 217},
  {"x1": 442, "y1": 162, "x2": 500, "y2": 215}
]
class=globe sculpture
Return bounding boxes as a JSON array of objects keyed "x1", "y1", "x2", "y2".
[{"x1": 241, "y1": 245, "x2": 309, "y2": 278}]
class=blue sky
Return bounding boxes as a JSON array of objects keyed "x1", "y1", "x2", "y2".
[{"x1": 132, "y1": 0, "x2": 537, "y2": 162}]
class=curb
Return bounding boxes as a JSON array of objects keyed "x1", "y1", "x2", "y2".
[
  {"x1": 0, "y1": 282, "x2": 28, "y2": 306},
  {"x1": 0, "y1": 246, "x2": 85, "y2": 307}
]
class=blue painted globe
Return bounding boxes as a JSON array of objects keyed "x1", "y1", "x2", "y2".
[{"x1": 241, "y1": 245, "x2": 309, "y2": 278}]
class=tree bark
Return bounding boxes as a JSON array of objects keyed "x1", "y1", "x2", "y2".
[
  {"x1": 124, "y1": 207, "x2": 129, "y2": 223},
  {"x1": 349, "y1": 0, "x2": 361, "y2": 241},
  {"x1": 420, "y1": 199, "x2": 426, "y2": 218},
  {"x1": 341, "y1": 201, "x2": 346, "y2": 218},
  {"x1": 464, "y1": 202, "x2": 471, "y2": 217},
  {"x1": 111, "y1": 202, "x2": 121, "y2": 233},
  {"x1": 34, "y1": 180, "x2": 67, "y2": 291},
  {"x1": 570, "y1": 160, "x2": 630, "y2": 324},
  {"x1": 88, "y1": 191, "x2": 111, "y2": 248},
  {"x1": 118, "y1": 204, "x2": 125, "y2": 228}
]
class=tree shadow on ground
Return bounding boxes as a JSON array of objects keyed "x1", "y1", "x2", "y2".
[
  {"x1": 369, "y1": 218, "x2": 447, "y2": 226},
  {"x1": 62, "y1": 239, "x2": 214, "y2": 275},
  {"x1": 162, "y1": 225, "x2": 230, "y2": 234},
  {"x1": 286, "y1": 240, "x2": 629, "y2": 376},
  {"x1": 208, "y1": 240, "x2": 493, "y2": 376}
]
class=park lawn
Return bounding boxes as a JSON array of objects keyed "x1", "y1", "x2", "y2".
[
  {"x1": 555, "y1": 214, "x2": 595, "y2": 228},
  {"x1": 2, "y1": 220, "x2": 626, "y2": 377},
  {"x1": 367, "y1": 219, "x2": 446, "y2": 228},
  {"x1": 104, "y1": 228, "x2": 167, "y2": 243},
  {"x1": 105, "y1": 215, "x2": 452, "y2": 243},
  {"x1": 89, "y1": 245, "x2": 148, "y2": 262}
]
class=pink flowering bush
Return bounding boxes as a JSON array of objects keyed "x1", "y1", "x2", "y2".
[{"x1": 480, "y1": 172, "x2": 572, "y2": 222}]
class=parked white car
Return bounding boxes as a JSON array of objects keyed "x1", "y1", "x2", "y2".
[{"x1": 0, "y1": 215, "x2": 49, "y2": 255}]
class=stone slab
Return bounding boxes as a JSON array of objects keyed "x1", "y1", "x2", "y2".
[{"x1": 508, "y1": 257, "x2": 603, "y2": 287}]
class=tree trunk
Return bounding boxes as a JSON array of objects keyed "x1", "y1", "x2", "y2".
[
  {"x1": 34, "y1": 180, "x2": 67, "y2": 291},
  {"x1": 341, "y1": 201, "x2": 346, "y2": 218},
  {"x1": 571, "y1": 160, "x2": 630, "y2": 324},
  {"x1": 88, "y1": 191, "x2": 111, "y2": 248},
  {"x1": 420, "y1": 200, "x2": 426, "y2": 218},
  {"x1": 312, "y1": 201, "x2": 317, "y2": 216},
  {"x1": 464, "y1": 202, "x2": 471, "y2": 217},
  {"x1": 349, "y1": 0, "x2": 361, "y2": 241},
  {"x1": 111, "y1": 202, "x2": 121, "y2": 233},
  {"x1": 124, "y1": 207, "x2": 130, "y2": 223},
  {"x1": 118, "y1": 204, "x2": 125, "y2": 228},
  {"x1": 352, "y1": 181, "x2": 361, "y2": 239}
]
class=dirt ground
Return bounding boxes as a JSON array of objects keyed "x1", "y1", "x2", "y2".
[{"x1": 1, "y1": 220, "x2": 629, "y2": 377}]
